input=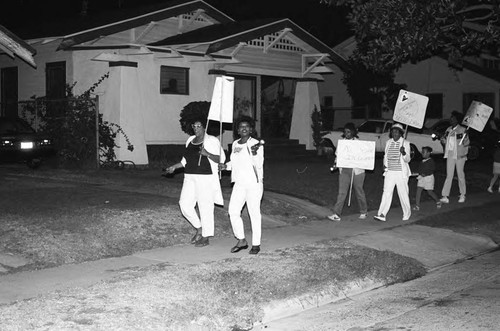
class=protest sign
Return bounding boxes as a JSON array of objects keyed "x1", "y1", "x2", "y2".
[
  {"x1": 208, "y1": 75, "x2": 235, "y2": 123},
  {"x1": 336, "y1": 140, "x2": 376, "y2": 170},
  {"x1": 462, "y1": 101, "x2": 493, "y2": 132},
  {"x1": 393, "y1": 90, "x2": 429, "y2": 129}
]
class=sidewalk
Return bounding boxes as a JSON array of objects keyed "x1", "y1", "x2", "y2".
[{"x1": 0, "y1": 187, "x2": 497, "y2": 316}]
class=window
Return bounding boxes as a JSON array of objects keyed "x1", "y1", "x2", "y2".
[
  {"x1": 323, "y1": 96, "x2": 333, "y2": 108},
  {"x1": 426, "y1": 93, "x2": 443, "y2": 119},
  {"x1": 45, "y1": 61, "x2": 66, "y2": 99},
  {"x1": 160, "y1": 66, "x2": 189, "y2": 95}
]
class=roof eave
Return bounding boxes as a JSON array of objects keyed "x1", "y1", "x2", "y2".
[{"x1": 57, "y1": 0, "x2": 234, "y2": 51}]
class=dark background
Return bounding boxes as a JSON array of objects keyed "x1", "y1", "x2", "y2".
[{"x1": 0, "y1": 0, "x2": 351, "y2": 46}]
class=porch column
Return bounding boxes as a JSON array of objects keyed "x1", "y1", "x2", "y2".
[
  {"x1": 103, "y1": 61, "x2": 148, "y2": 165},
  {"x1": 289, "y1": 78, "x2": 321, "y2": 150}
]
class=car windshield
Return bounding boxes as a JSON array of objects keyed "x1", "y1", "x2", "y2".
[
  {"x1": 0, "y1": 119, "x2": 36, "y2": 135},
  {"x1": 358, "y1": 121, "x2": 385, "y2": 133}
]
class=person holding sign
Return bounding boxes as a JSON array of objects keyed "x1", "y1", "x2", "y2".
[
  {"x1": 219, "y1": 116, "x2": 264, "y2": 255},
  {"x1": 164, "y1": 118, "x2": 225, "y2": 247},
  {"x1": 439, "y1": 111, "x2": 469, "y2": 204},
  {"x1": 374, "y1": 123, "x2": 412, "y2": 222},
  {"x1": 328, "y1": 123, "x2": 368, "y2": 222}
]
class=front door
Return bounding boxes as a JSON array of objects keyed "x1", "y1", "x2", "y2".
[
  {"x1": 1, "y1": 66, "x2": 18, "y2": 118},
  {"x1": 260, "y1": 76, "x2": 295, "y2": 139},
  {"x1": 233, "y1": 75, "x2": 257, "y2": 135}
]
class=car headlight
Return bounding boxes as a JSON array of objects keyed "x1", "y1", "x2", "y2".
[{"x1": 21, "y1": 141, "x2": 34, "y2": 149}]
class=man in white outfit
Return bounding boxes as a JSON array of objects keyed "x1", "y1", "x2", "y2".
[
  {"x1": 374, "y1": 123, "x2": 412, "y2": 222},
  {"x1": 219, "y1": 116, "x2": 264, "y2": 255}
]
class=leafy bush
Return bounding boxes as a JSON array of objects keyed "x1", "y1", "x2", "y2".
[
  {"x1": 21, "y1": 74, "x2": 133, "y2": 168},
  {"x1": 311, "y1": 105, "x2": 323, "y2": 149}
]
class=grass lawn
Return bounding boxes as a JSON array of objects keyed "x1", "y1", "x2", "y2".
[
  {"x1": 0, "y1": 155, "x2": 497, "y2": 330},
  {"x1": 0, "y1": 240, "x2": 425, "y2": 330}
]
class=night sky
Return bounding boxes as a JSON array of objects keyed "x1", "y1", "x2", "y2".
[{"x1": 0, "y1": 0, "x2": 351, "y2": 46}]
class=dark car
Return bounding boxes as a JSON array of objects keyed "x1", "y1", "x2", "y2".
[
  {"x1": 429, "y1": 119, "x2": 500, "y2": 160},
  {"x1": 0, "y1": 117, "x2": 55, "y2": 168}
]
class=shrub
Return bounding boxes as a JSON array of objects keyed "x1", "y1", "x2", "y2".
[
  {"x1": 311, "y1": 105, "x2": 323, "y2": 149},
  {"x1": 21, "y1": 74, "x2": 133, "y2": 168}
]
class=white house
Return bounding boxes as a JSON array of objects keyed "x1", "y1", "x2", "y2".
[
  {"x1": 0, "y1": 0, "x2": 349, "y2": 165},
  {"x1": 319, "y1": 36, "x2": 500, "y2": 129}
]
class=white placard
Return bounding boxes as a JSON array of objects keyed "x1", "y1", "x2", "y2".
[
  {"x1": 393, "y1": 89, "x2": 429, "y2": 129},
  {"x1": 208, "y1": 75, "x2": 235, "y2": 123},
  {"x1": 336, "y1": 140, "x2": 376, "y2": 170},
  {"x1": 462, "y1": 101, "x2": 493, "y2": 132}
]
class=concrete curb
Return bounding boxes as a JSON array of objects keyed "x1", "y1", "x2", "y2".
[{"x1": 257, "y1": 279, "x2": 385, "y2": 325}]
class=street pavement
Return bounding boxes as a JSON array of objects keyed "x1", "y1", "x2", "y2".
[{"x1": 0, "y1": 176, "x2": 498, "y2": 325}]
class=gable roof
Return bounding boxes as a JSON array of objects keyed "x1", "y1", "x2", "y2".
[
  {"x1": 55, "y1": 0, "x2": 234, "y2": 50},
  {"x1": 150, "y1": 18, "x2": 350, "y2": 72},
  {"x1": 0, "y1": 24, "x2": 37, "y2": 68}
]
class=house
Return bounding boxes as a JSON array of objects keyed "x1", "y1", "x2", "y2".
[
  {"x1": 0, "y1": 0, "x2": 349, "y2": 165},
  {"x1": 319, "y1": 36, "x2": 500, "y2": 129}
]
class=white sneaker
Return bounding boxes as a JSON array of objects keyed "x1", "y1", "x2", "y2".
[
  {"x1": 374, "y1": 214, "x2": 386, "y2": 222},
  {"x1": 439, "y1": 197, "x2": 449, "y2": 204},
  {"x1": 328, "y1": 214, "x2": 341, "y2": 222},
  {"x1": 487, "y1": 187, "x2": 493, "y2": 193},
  {"x1": 359, "y1": 213, "x2": 367, "y2": 219},
  {"x1": 436, "y1": 202, "x2": 442, "y2": 209},
  {"x1": 458, "y1": 195, "x2": 466, "y2": 203}
]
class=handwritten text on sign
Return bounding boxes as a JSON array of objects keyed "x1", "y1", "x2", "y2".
[
  {"x1": 393, "y1": 90, "x2": 429, "y2": 129},
  {"x1": 336, "y1": 140, "x2": 376, "y2": 170},
  {"x1": 462, "y1": 101, "x2": 493, "y2": 132}
]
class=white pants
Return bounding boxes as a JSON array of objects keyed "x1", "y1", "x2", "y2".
[
  {"x1": 179, "y1": 174, "x2": 215, "y2": 237},
  {"x1": 228, "y1": 182, "x2": 263, "y2": 246},
  {"x1": 377, "y1": 171, "x2": 411, "y2": 220},
  {"x1": 441, "y1": 157, "x2": 467, "y2": 197}
]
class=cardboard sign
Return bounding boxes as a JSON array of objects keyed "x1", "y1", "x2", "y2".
[
  {"x1": 393, "y1": 90, "x2": 429, "y2": 129},
  {"x1": 336, "y1": 140, "x2": 376, "y2": 170},
  {"x1": 208, "y1": 75, "x2": 235, "y2": 123},
  {"x1": 462, "y1": 101, "x2": 493, "y2": 132}
]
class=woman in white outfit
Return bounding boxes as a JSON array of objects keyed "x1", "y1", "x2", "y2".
[
  {"x1": 374, "y1": 123, "x2": 412, "y2": 222},
  {"x1": 219, "y1": 116, "x2": 264, "y2": 255},
  {"x1": 165, "y1": 119, "x2": 225, "y2": 247},
  {"x1": 440, "y1": 111, "x2": 469, "y2": 204}
]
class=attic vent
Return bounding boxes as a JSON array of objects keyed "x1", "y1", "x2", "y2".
[
  {"x1": 247, "y1": 33, "x2": 303, "y2": 52},
  {"x1": 182, "y1": 12, "x2": 209, "y2": 22}
]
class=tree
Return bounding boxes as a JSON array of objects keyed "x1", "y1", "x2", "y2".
[{"x1": 322, "y1": 0, "x2": 500, "y2": 73}]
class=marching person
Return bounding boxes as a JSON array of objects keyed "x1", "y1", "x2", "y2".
[
  {"x1": 327, "y1": 122, "x2": 368, "y2": 221},
  {"x1": 413, "y1": 146, "x2": 442, "y2": 210},
  {"x1": 374, "y1": 123, "x2": 412, "y2": 222},
  {"x1": 487, "y1": 140, "x2": 500, "y2": 193},
  {"x1": 219, "y1": 116, "x2": 264, "y2": 255},
  {"x1": 440, "y1": 111, "x2": 469, "y2": 204},
  {"x1": 164, "y1": 118, "x2": 225, "y2": 247}
]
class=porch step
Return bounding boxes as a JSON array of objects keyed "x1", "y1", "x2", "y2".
[{"x1": 263, "y1": 138, "x2": 316, "y2": 159}]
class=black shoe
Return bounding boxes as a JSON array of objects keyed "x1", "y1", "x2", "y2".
[
  {"x1": 230, "y1": 244, "x2": 249, "y2": 253},
  {"x1": 249, "y1": 246, "x2": 260, "y2": 255},
  {"x1": 195, "y1": 236, "x2": 209, "y2": 247},
  {"x1": 191, "y1": 233, "x2": 202, "y2": 244}
]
